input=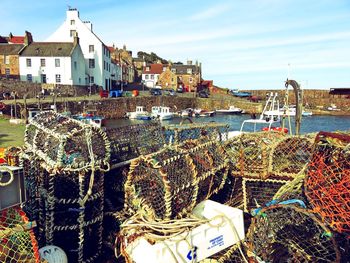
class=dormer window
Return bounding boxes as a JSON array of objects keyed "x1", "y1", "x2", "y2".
[
  {"x1": 187, "y1": 68, "x2": 192, "y2": 74},
  {"x1": 70, "y1": 20, "x2": 75, "y2": 25},
  {"x1": 146, "y1": 66, "x2": 150, "y2": 71}
]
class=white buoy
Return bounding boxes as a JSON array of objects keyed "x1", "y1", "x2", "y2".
[{"x1": 39, "y1": 245, "x2": 68, "y2": 263}]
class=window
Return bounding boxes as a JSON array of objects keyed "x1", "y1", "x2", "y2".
[
  {"x1": 27, "y1": 74, "x2": 32, "y2": 82},
  {"x1": 171, "y1": 68, "x2": 176, "y2": 73},
  {"x1": 70, "y1": 30, "x2": 76, "y2": 37},
  {"x1": 74, "y1": 61, "x2": 77, "y2": 70},
  {"x1": 189, "y1": 77, "x2": 193, "y2": 83},
  {"x1": 103, "y1": 61, "x2": 106, "y2": 70},
  {"x1": 90, "y1": 76, "x2": 94, "y2": 83},
  {"x1": 150, "y1": 75, "x2": 154, "y2": 80},
  {"x1": 146, "y1": 66, "x2": 150, "y2": 71},
  {"x1": 55, "y1": 74, "x2": 61, "y2": 83},
  {"x1": 5, "y1": 56, "x2": 9, "y2": 64},
  {"x1": 89, "y1": 59, "x2": 95, "y2": 68},
  {"x1": 5, "y1": 68, "x2": 10, "y2": 77},
  {"x1": 89, "y1": 45, "x2": 94, "y2": 52},
  {"x1": 187, "y1": 68, "x2": 192, "y2": 74},
  {"x1": 26, "y1": 58, "x2": 31, "y2": 67},
  {"x1": 171, "y1": 78, "x2": 174, "y2": 82},
  {"x1": 145, "y1": 74, "x2": 149, "y2": 80},
  {"x1": 70, "y1": 20, "x2": 75, "y2": 25},
  {"x1": 41, "y1": 74, "x2": 46, "y2": 83},
  {"x1": 40, "y1": 59, "x2": 46, "y2": 67},
  {"x1": 55, "y1": 58, "x2": 60, "y2": 67}
]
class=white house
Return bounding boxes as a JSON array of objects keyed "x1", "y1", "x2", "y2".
[
  {"x1": 19, "y1": 37, "x2": 85, "y2": 85},
  {"x1": 46, "y1": 8, "x2": 112, "y2": 90},
  {"x1": 142, "y1": 64, "x2": 165, "y2": 88}
]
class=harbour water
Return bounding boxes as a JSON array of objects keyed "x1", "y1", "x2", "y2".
[{"x1": 106, "y1": 114, "x2": 350, "y2": 134}]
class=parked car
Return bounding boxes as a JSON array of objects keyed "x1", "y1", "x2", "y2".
[
  {"x1": 177, "y1": 86, "x2": 184, "y2": 93},
  {"x1": 150, "y1": 88, "x2": 162, "y2": 96},
  {"x1": 198, "y1": 90, "x2": 209, "y2": 98}
]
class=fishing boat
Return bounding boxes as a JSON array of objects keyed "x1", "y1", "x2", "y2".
[
  {"x1": 179, "y1": 108, "x2": 194, "y2": 117},
  {"x1": 151, "y1": 106, "x2": 175, "y2": 120},
  {"x1": 194, "y1": 109, "x2": 215, "y2": 117},
  {"x1": 126, "y1": 106, "x2": 151, "y2": 120},
  {"x1": 240, "y1": 93, "x2": 282, "y2": 132},
  {"x1": 72, "y1": 111, "x2": 105, "y2": 128},
  {"x1": 216, "y1": 106, "x2": 243, "y2": 115}
]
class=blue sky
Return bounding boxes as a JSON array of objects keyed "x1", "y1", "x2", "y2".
[{"x1": 1, "y1": 0, "x2": 350, "y2": 89}]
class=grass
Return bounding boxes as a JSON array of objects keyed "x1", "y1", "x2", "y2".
[{"x1": 0, "y1": 116, "x2": 26, "y2": 148}]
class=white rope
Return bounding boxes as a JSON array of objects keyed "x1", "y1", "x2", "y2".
[{"x1": 0, "y1": 165, "x2": 14, "y2": 186}]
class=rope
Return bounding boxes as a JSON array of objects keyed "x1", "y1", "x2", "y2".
[{"x1": 0, "y1": 165, "x2": 14, "y2": 186}]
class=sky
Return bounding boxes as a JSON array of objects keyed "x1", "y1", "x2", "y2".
[{"x1": 1, "y1": 0, "x2": 350, "y2": 90}]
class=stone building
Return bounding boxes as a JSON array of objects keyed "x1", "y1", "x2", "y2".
[
  {"x1": 158, "y1": 67, "x2": 178, "y2": 90},
  {"x1": 133, "y1": 57, "x2": 146, "y2": 83},
  {"x1": 171, "y1": 60, "x2": 201, "y2": 92},
  {"x1": 0, "y1": 31, "x2": 33, "y2": 79}
]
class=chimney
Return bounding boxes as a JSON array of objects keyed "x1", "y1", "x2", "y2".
[
  {"x1": 9, "y1": 32, "x2": 13, "y2": 39},
  {"x1": 73, "y1": 32, "x2": 79, "y2": 46},
  {"x1": 24, "y1": 31, "x2": 33, "y2": 46}
]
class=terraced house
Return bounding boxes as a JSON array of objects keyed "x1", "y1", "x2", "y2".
[
  {"x1": 19, "y1": 36, "x2": 85, "y2": 85},
  {"x1": 171, "y1": 61, "x2": 201, "y2": 92},
  {"x1": 47, "y1": 8, "x2": 112, "y2": 90},
  {"x1": 0, "y1": 31, "x2": 32, "y2": 79}
]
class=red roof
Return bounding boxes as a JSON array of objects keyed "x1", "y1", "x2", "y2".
[
  {"x1": 143, "y1": 64, "x2": 164, "y2": 74},
  {"x1": 107, "y1": 46, "x2": 115, "y2": 53},
  {"x1": 9, "y1": 36, "x2": 24, "y2": 44},
  {"x1": 201, "y1": 80, "x2": 213, "y2": 86}
]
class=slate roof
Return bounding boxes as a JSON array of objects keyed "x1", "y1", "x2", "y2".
[
  {"x1": 20, "y1": 42, "x2": 75, "y2": 57},
  {"x1": 172, "y1": 64, "x2": 199, "y2": 74},
  {"x1": 0, "y1": 36, "x2": 8, "y2": 43},
  {"x1": 0, "y1": 44, "x2": 24, "y2": 55}
]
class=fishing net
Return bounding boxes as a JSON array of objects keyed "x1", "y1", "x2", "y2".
[
  {"x1": 225, "y1": 132, "x2": 285, "y2": 179},
  {"x1": 247, "y1": 204, "x2": 340, "y2": 262},
  {"x1": 124, "y1": 138, "x2": 229, "y2": 220},
  {"x1": 242, "y1": 178, "x2": 289, "y2": 212},
  {"x1": 0, "y1": 207, "x2": 40, "y2": 263},
  {"x1": 24, "y1": 111, "x2": 110, "y2": 171},
  {"x1": 22, "y1": 111, "x2": 111, "y2": 263},
  {"x1": 211, "y1": 174, "x2": 244, "y2": 209},
  {"x1": 269, "y1": 135, "x2": 315, "y2": 178},
  {"x1": 163, "y1": 121, "x2": 229, "y2": 144},
  {"x1": 106, "y1": 122, "x2": 165, "y2": 165},
  {"x1": 225, "y1": 132, "x2": 314, "y2": 180},
  {"x1": 305, "y1": 131, "x2": 350, "y2": 236}
]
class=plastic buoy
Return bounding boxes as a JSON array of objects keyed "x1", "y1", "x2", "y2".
[{"x1": 39, "y1": 245, "x2": 68, "y2": 263}]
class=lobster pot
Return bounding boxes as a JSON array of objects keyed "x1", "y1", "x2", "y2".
[
  {"x1": 0, "y1": 207, "x2": 40, "y2": 263},
  {"x1": 106, "y1": 122, "x2": 164, "y2": 165},
  {"x1": 125, "y1": 139, "x2": 229, "y2": 220},
  {"x1": 22, "y1": 111, "x2": 110, "y2": 263},
  {"x1": 225, "y1": 132, "x2": 285, "y2": 179},
  {"x1": 205, "y1": 243, "x2": 247, "y2": 263},
  {"x1": 211, "y1": 174, "x2": 244, "y2": 209},
  {"x1": 243, "y1": 178, "x2": 288, "y2": 212},
  {"x1": 269, "y1": 135, "x2": 315, "y2": 179},
  {"x1": 305, "y1": 132, "x2": 350, "y2": 236},
  {"x1": 163, "y1": 122, "x2": 229, "y2": 144},
  {"x1": 247, "y1": 204, "x2": 340, "y2": 262}
]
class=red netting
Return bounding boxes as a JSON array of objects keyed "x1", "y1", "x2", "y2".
[
  {"x1": 0, "y1": 207, "x2": 40, "y2": 263},
  {"x1": 305, "y1": 131, "x2": 350, "y2": 235}
]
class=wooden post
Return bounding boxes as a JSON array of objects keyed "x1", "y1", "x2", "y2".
[{"x1": 285, "y1": 79, "x2": 302, "y2": 135}]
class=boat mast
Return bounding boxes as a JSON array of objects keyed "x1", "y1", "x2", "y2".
[{"x1": 285, "y1": 79, "x2": 302, "y2": 135}]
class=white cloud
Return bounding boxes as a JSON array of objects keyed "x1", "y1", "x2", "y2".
[{"x1": 189, "y1": 3, "x2": 233, "y2": 21}]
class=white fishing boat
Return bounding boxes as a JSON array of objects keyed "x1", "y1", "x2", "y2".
[
  {"x1": 179, "y1": 108, "x2": 194, "y2": 117},
  {"x1": 194, "y1": 109, "x2": 215, "y2": 117},
  {"x1": 126, "y1": 106, "x2": 151, "y2": 120},
  {"x1": 216, "y1": 106, "x2": 243, "y2": 114},
  {"x1": 151, "y1": 106, "x2": 175, "y2": 120},
  {"x1": 241, "y1": 92, "x2": 283, "y2": 132}
]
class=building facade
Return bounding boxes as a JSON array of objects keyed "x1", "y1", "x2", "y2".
[
  {"x1": 142, "y1": 64, "x2": 166, "y2": 88},
  {"x1": 46, "y1": 8, "x2": 112, "y2": 89},
  {"x1": 171, "y1": 61, "x2": 201, "y2": 92},
  {"x1": 157, "y1": 67, "x2": 178, "y2": 90},
  {"x1": 19, "y1": 37, "x2": 85, "y2": 86}
]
